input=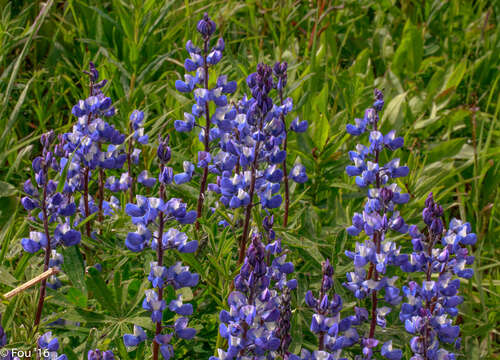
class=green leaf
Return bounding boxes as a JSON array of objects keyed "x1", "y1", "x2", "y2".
[
  {"x1": 0, "y1": 181, "x2": 16, "y2": 197},
  {"x1": 314, "y1": 84, "x2": 329, "y2": 115},
  {"x1": 0, "y1": 266, "x2": 17, "y2": 287},
  {"x1": 392, "y1": 20, "x2": 423, "y2": 79},
  {"x1": 66, "y1": 287, "x2": 87, "y2": 308},
  {"x1": 436, "y1": 60, "x2": 467, "y2": 100},
  {"x1": 86, "y1": 267, "x2": 118, "y2": 315},
  {"x1": 312, "y1": 112, "x2": 330, "y2": 151},
  {"x1": 2, "y1": 294, "x2": 19, "y2": 330},
  {"x1": 427, "y1": 138, "x2": 467, "y2": 164},
  {"x1": 61, "y1": 245, "x2": 87, "y2": 296},
  {"x1": 63, "y1": 308, "x2": 112, "y2": 324},
  {"x1": 381, "y1": 92, "x2": 407, "y2": 131}
]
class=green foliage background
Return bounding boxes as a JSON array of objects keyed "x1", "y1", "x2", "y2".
[{"x1": 0, "y1": 0, "x2": 498, "y2": 359}]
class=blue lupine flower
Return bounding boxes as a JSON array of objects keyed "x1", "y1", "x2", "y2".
[
  {"x1": 123, "y1": 134, "x2": 197, "y2": 358},
  {"x1": 142, "y1": 289, "x2": 166, "y2": 323},
  {"x1": 213, "y1": 231, "x2": 296, "y2": 358},
  {"x1": 156, "y1": 333, "x2": 174, "y2": 359},
  {"x1": 137, "y1": 170, "x2": 156, "y2": 187},
  {"x1": 174, "y1": 161, "x2": 194, "y2": 184},
  {"x1": 20, "y1": 132, "x2": 80, "y2": 314},
  {"x1": 345, "y1": 90, "x2": 410, "y2": 358},
  {"x1": 290, "y1": 117, "x2": 308, "y2": 133},
  {"x1": 398, "y1": 193, "x2": 475, "y2": 359},
  {"x1": 38, "y1": 331, "x2": 68, "y2": 359},
  {"x1": 301, "y1": 259, "x2": 358, "y2": 358},
  {"x1": 197, "y1": 13, "x2": 216, "y2": 37},
  {"x1": 123, "y1": 325, "x2": 147, "y2": 347},
  {"x1": 174, "y1": 317, "x2": 196, "y2": 340},
  {"x1": 290, "y1": 164, "x2": 308, "y2": 183},
  {"x1": 174, "y1": 112, "x2": 196, "y2": 132},
  {"x1": 197, "y1": 151, "x2": 211, "y2": 168},
  {"x1": 38, "y1": 331, "x2": 59, "y2": 352}
]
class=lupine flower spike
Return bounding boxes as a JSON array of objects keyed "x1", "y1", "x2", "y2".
[
  {"x1": 345, "y1": 89, "x2": 407, "y2": 359},
  {"x1": 175, "y1": 13, "x2": 236, "y2": 230},
  {"x1": 62, "y1": 62, "x2": 128, "y2": 237},
  {"x1": 21, "y1": 131, "x2": 81, "y2": 329},
  {"x1": 399, "y1": 193, "x2": 475, "y2": 359},
  {"x1": 123, "y1": 135, "x2": 198, "y2": 360},
  {"x1": 211, "y1": 228, "x2": 297, "y2": 359},
  {"x1": 125, "y1": 109, "x2": 149, "y2": 203},
  {"x1": 299, "y1": 259, "x2": 358, "y2": 360}
]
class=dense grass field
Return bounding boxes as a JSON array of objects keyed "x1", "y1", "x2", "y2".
[{"x1": 0, "y1": 0, "x2": 498, "y2": 359}]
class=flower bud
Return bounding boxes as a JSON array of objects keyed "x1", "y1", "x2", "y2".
[
  {"x1": 197, "y1": 13, "x2": 216, "y2": 37},
  {"x1": 157, "y1": 135, "x2": 171, "y2": 163}
]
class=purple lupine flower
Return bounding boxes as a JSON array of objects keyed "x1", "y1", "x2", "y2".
[
  {"x1": 399, "y1": 193, "x2": 474, "y2": 359},
  {"x1": 290, "y1": 164, "x2": 308, "y2": 183},
  {"x1": 38, "y1": 332, "x2": 68, "y2": 359},
  {"x1": 137, "y1": 170, "x2": 156, "y2": 188},
  {"x1": 344, "y1": 89, "x2": 406, "y2": 359},
  {"x1": 123, "y1": 135, "x2": 197, "y2": 359},
  {"x1": 63, "y1": 63, "x2": 132, "y2": 238},
  {"x1": 174, "y1": 161, "x2": 195, "y2": 184},
  {"x1": 123, "y1": 325, "x2": 147, "y2": 347},
  {"x1": 20, "y1": 132, "x2": 82, "y2": 332},
  {"x1": 197, "y1": 13, "x2": 216, "y2": 37},
  {"x1": 174, "y1": 13, "x2": 237, "y2": 231},
  {"x1": 276, "y1": 287, "x2": 293, "y2": 358},
  {"x1": 212, "y1": 230, "x2": 296, "y2": 359},
  {"x1": 302, "y1": 259, "x2": 358, "y2": 358}
]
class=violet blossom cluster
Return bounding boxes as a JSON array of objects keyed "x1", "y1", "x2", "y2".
[
  {"x1": 210, "y1": 225, "x2": 297, "y2": 360},
  {"x1": 61, "y1": 62, "x2": 130, "y2": 236},
  {"x1": 175, "y1": 13, "x2": 309, "y2": 232},
  {"x1": 106, "y1": 109, "x2": 151, "y2": 194},
  {"x1": 20, "y1": 132, "x2": 81, "y2": 296},
  {"x1": 21, "y1": 132, "x2": 81, "y2": 255},
  {"x1": 123, "y1": 135, "x2": 198, "y2": 359},
  {"x1": 398, "y1": 193, "x2": 476, "y2": 360},
  {"x1": 37, "y1": 331, "x2": 68, "y2": 360},
  {"x1": 343, "y1": 89, "x2": 409, "y2": 359},
  {"x1": 208, "y1": 62, "x2": 308, "y2": 212},
  {"x1": 343, "y1": 89, "x2": 474, "y2": 359},
  {"x1": 174, "y1": 13, "x2": 236, "y2": 227},
  {"x1": 296, "y1": 259, "x2": 360, "y2": 360}
]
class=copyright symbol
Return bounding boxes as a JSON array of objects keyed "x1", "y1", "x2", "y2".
[{"x1": 0, "y1": 348, "x2": 9, "y2": 358}]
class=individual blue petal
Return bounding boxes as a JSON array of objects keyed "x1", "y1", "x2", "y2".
[
  {"x1": 138, "y1": 170, "x2": 157, "y2": 188},
  {"x1": 290, "y1": 117, "x2": 308, "y2": 132},
  {"x1": 290, "y1": 164, "x2": 308, "y2": 183},
  {"x1": 381, "y1": 341, "x2": 402, "y2": 360},
  {"x1": 21, "y1": 237, "x2": 41, "y2": 253},
  {"x1": 179, "y1": 240, "x2": 198, "y2": 253},
  {"x1": 174, "y1": 173, "x2": 191, "y2": 185},
  {"x1": 175, "y1": 80, "x2": 191, "y2": 93},
  {"x1": 177, "y1": 210, "x2": 197, "y2": 225},
  {"x1": 125, "y1": 233, "x2": 146, "y2": 252},
  {"x1": 125, "y1": 203, "x2": 145, "y2": 217},
  {"x1": 346, "y1": 124, "x2": 362, "y2": 136}
]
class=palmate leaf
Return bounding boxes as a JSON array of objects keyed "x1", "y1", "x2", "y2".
[
  {"x1": 86, "y1": 267, "x2": 119, "y2": 316},
  {"x1": 61, "y1": 245, "x2": 87, "y2": 297}
]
